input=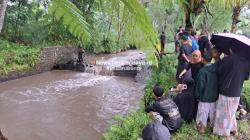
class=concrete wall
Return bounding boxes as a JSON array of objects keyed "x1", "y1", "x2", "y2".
[
  {"x1": 0, "y1": 46, "x2": 78, "y2": 82},
  {"x1": 37, "y1": 46, "x2": 77, "y2": 71}
]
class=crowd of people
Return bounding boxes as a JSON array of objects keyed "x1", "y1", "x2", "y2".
[{"x1": 142, "y1": 27, "x2": 250, "y2": 140}]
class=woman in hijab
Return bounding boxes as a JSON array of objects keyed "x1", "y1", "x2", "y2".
[
  {"x1": 178, "y1": 50, "x2": 204, "y2": 81},
  {"x1": 177, "y1": 50, "x2": 204, "y2": 120}
]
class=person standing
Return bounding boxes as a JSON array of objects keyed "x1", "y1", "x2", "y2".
[
  {"x1": 198, "y1": 31, "x2": 211, "y2": 55},
  {"x1": 213, "y1": 53, "x2": 250, "y2": 140},
  {"x1": 78, "y1": 46, "x2": 85, "y2": 63},
  {"x1": 190, "y1": 30, "x2": 199, "y2": 51},
  {"x1": 195, "y1": 53, "x2": 218, "y2": 134},
  {"x1": 160, "y1": 32, "x2": 166, "y2": 53},
  {"x1": 179, "y1": 50, "x2": 204, "y2": 82},
  {"x1": 174, "y1": 27, "x2": 184, "y2": 53},
  {"x1": 176, "y1": 35, "x2": 193, "y2": 83}
]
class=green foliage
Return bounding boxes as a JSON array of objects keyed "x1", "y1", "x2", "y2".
[
  {"x1": 173, "y1": 123, "x2": 221, "y2": 140},
  {"x1": 144, "y1": 54, "x2": 178, "y2": 106},
  {"x1": 102, "y1": 111, "x2": 150, "y2": 140},
  {"x1": 242, "y1": 80, "x2": 250, "y2": 111},
  {"x1": 238, "y1": 120, "x2": 250, "y2": 140},
  {"x1": 49, "y1": 0, "x2": 91, "y2": 42},
  {"x1": 2, "y1": 0, "x2": 75, "y2": 46},
  {"x1": 0, "y1": 39, "x2": 41, "y2": 75},
  {"x1": 103, "y1": 45, "x2": 250, "y2": 140}
]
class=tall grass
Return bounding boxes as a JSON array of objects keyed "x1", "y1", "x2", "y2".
[{"x1": 0, "y1": 39, "x2": 41, "y2": 75}]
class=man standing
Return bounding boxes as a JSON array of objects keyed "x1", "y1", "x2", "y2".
[
  {"x1": 160, "y1": 32, "x2": 166, "y2": 53},
  {"x1": 198, "y1": 31, "x2": 211, "y2": 55},
  {"x1": 213, "y1": 52, "x2": 250, "y2": 140}
]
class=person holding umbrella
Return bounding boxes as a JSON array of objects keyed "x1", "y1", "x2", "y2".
[
  {"x1": 213, "y1": 50, "x2": 250, "y2": 139},
  {"x1": 210, "y1": 33, "x2": 250, "y2": 140}
]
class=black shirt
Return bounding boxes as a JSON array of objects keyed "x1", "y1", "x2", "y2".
[
  {"x1": 145, "y1": 96, "x2": 183, "y2": 132},
  {"x1": 198, "y1": 36, "x2": 211, "y2": 55},
  {"x1": 218, "y1": 54, "x2": 250, "y2": 97},
  {"x1": 186, "y1": 62, "x2": 204, "y2": 81},
  {"x1": 178, "y1": 45, "x2": 193, "y2": 62}
]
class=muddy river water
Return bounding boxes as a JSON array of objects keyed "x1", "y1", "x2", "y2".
[{"x1": 0, "y1": 51, "x2": 145, "y2": 140}]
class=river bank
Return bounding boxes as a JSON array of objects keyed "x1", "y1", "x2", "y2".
[
  {"x1": 103, "y1": 54, "x2": 250, "y2": 140},
  {"x1": 0, "y1": 45, "x2": 78, "y2": 83}
]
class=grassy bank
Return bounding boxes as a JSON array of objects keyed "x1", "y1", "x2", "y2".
[
  {"x1": 0, "y1": 39, "x2": 41, "y2": 75},
  {"x1": 102, "y1": 52, "x2": 250, "y2": 140}
]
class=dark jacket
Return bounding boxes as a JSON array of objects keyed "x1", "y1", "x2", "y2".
[
  {"x1": 198, "y1": 36, "x2": 211, "y2": 55},
  {"x1": 195, "y1": 63, "x2": 219, "y2": 102},
  {"x1": 142, "y1": 122, "x2": 171, "y2": 140},
  {"x1": 145, "y1": 96, "x2": 183, "y2": 132},
  {"x1": 218, "y1": 54, "x2": 250, "y2": 97}
]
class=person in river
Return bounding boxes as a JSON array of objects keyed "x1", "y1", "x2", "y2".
[
  {"x1": 195, "y1": 52, "x2": 218, "y2": 134},
  {"x1": 213, "y1": 50, "x2": 250, "y2": 140},
  {"x1": 176, "y1": 35, "x2": 193, "y2": 83},
  {"x1": 77, "y1": 46, "x2": 85, "y2": 63},
  {"x1": 160, "y1": 32, "x2": 166, "y2": 53},
  {"x1": 145, "y1": 85, "x2": 183, "y2": 133}
]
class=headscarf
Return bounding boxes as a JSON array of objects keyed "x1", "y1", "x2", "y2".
[{"x1": 190, "y1": 50, "x2": 202, "y2": 64}]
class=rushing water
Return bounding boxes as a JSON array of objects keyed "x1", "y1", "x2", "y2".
[{"x1": 0, "y1": 68, "x2": 144, "y2": 140}]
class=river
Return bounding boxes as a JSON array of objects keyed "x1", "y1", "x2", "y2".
[{"x1": 0, "y1": 51, "x2": 145, "y2": 140}]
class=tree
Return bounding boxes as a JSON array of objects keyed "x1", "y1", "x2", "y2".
[
  {"x1": 49, "y1": 0, "x2": 158, "y2": 64},
  {"x1": 231, "y1": 0, "x2": 249, "y2": 33},
  {"x1": 0, "y1": 0, "x2": 9, "y2": 33},
  {"x1": 209, "y1": 0, "x2": 250, "y2": 33}
]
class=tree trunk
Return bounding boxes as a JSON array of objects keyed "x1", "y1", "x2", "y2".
[
  {"x1": 185, "y1": 9, "x2": 192, "y2": 28},
  {"x1": 0, "y1": 0, "x2": 8, "y2": 33},
  {"x1": 231, "y1": 6, "x2": 241, "y2": 33}
]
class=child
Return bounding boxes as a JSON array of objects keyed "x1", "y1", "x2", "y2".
[{"x1": 195, "y1": 52, "x2": 219, "y2": 133}]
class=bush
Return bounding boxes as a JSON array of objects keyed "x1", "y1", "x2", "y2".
[
  {"x1": 144, "y1": 55, "x2": 177, "y2": 106},
  {"x1": 0, "y1": 39, "x2": 41, "y2": 75},
  {"x1": 242, "y1": 80, "x2": 250, "y2": 111},
  {"x1": 102, "y1": 111, "x2": 150, "y2": 140}
]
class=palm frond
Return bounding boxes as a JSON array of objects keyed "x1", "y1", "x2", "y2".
[{"x1": 48, "y1": 0, "x2": 91, "y2": 42}]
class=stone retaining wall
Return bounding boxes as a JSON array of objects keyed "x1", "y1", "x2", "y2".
[{"x1": 0, "y1": 46, "x2": 77, "y2": 82}]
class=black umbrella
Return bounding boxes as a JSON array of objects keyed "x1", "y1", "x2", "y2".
[
  {"x1": 142, "y1": 122, "x2": 171, "y2": 140},
  {"x1": 211, "y1": 33, "x2": 250, "y2": 60}
]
